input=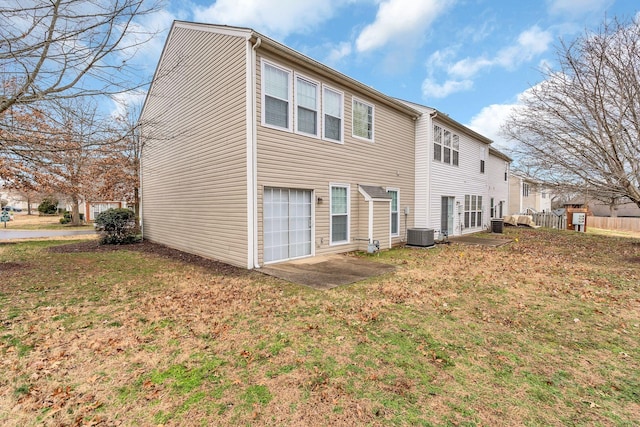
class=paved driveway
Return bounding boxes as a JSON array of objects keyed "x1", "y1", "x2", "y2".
[{"x1": 260, "y1": 254, "x2": 396, "y2": 290}]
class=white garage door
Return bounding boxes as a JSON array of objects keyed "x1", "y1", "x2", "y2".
[{"x1": 264, "y1": 188, "x2": 312, "y2": 263}]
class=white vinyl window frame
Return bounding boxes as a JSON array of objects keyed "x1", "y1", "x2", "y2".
[
  {"x1": 261, "y1": 59, "x2": 292, "y2": 132},
  {"x1": 387, "y1": 188, "x2": 400, "y2": 237},
  {"x1": 322, "y1": 84, "x2": 344, "y2": 144},
  {"x1": 329, "y1": 183, "x2": 350, "y2": 245},
  {"x1": 352, "y1": 97, "x2": 374, "y2": 142},
  {"x1": 294, "y1": 73, "x2": 320, "y2": 138}
]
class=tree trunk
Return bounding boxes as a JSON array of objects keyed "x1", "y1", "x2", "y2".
[{"x1": 71, "y1": 196, "x2": 81, "y2": 226}]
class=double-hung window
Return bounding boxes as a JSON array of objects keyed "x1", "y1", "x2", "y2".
[
  {"x1": 388, "y1": 189, "x2": 399, "y2": 236},
  {"x1": 263, "y1": 62, "x2": 291, "y2": 130},
  {"x1": 330, "y1": 184, "x2": 349, "y2": 244},
  {"x1": 464, "y1": 195, "x2": 483, "y2": 228},
  {"x1": 295, "y1": 75, "x2": 318, "y2": 136},
  {"x1": 323, "y1": 86, "x2": 343, "y2": 143},
  {"x1": 352, "y1": 98, "x2": 374, "y2": 141}
]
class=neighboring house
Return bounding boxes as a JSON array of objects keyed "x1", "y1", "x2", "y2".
[
  {"x1": 85, "y1": 201, "x2": 127, "y2": 221},
  {"x1": 398, "y1": 101, "x2": 495, "y2": 238},
  {"x1": 488, "y1": 147, "x2": 511, "y2": 220},
  {"x1": 508, "y1": 173, "x2": 551, "y2": 214},
  {"x1": 140, "y1": 22, "x2": 420, "y2": 269}
]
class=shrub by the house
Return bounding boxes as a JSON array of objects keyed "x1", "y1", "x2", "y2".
[{"x1": 94, "y1": 208, "x2": 138, "y2": 244}]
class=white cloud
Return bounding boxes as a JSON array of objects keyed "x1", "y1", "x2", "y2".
[
  {"x1": 466, "y1": 103, "x2": 518, "y2": 150},
  {"x1": 421, "y1": 78, "x2": 473, "y2": 98},
  {"x1": 547, "y1": 0, "x2": 613, "y2": 17},
  {"x1": 355, "y1": 0, "x2": 452, "y2": 52},
  {"x1": 449, "y1": 26, "x2": 553, "y2": 79},
  {"x1": 193, "y1": 0, "x2": 342, "y2": 40},
  {"x1": 325, "y1": 42, "x2": 353, "y2": 65}
]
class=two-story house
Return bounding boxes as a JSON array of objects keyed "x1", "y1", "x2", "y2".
[
  {"x1": 139, "y1": 22, "x2": 419, "y2": 269},
  {"x1": 508, "y1": 172, "x2": 551, "y2": 214},
  {"x1": 399, "y1": 101, "x2": 494, "y2": 239}
]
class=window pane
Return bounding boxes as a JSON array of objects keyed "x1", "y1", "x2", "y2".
[
  {"x1": 297, "y1": 78, "x2": 316, "y2": 110},
  {"x1": 325, "y1": 115, "x2": 341, "y2": 141},
  {"x1": 453, "y1": 150, "x2": 459, "y2": 166},
  {"x1": 391, "y1": 212, "x2": 398, "y2": 235},
  {"x1": 464, "y1": 212, "x2": 470, "y2": 228},
  {"x1": 477, "y1": 196, "x2": 482, "y2": 210},
  {"x1": 353, "y1": 100, "x2": 372, "y2": 139},
  {"x1": 433, "y1": 125, "x2": 442, "y2": 143},
  {"x1": 265, "y1": 96, "x2": 288, "y2": 128},
  {"x1": 465, "y1": 195, "x2": 470, "y2": 210},
  {"x1": 331, "y1": 186, "x2": 347, "y2": 214},
  {"x1": 443, "y1": 147, "x2": 451, "y2": 164},
  {"x1": 452, "y1": 134, "x2": 459, "y2": 150},
  {"x1": 434, "y1": 143, "x2": 442, "y2": 161},
  {"x1": 444, "y1": 130, "x2": 451, "y2": 147},
  {"x1": 265, "y1": 64, "x2": 288, "y2": 99},
  {"x1": 324, "y1": 88, "x2": 341, "y2": 117},
  {"x1": 297, "y1": 106, "x2": 316, "y2": 134},
  {"x1": 332, "y1": 215, "x2": 348, "y2": 242}
]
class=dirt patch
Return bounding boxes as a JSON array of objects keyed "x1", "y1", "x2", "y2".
[
  {"x1": 0, "y1": 262, "x2": 28, "y2": 271},
  {"x1": 47, "y1": 239, "x2": 249, "y2": 277}
]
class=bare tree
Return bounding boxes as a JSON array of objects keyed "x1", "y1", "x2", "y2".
[
  {"x1": 503, "y1": 17, "x2": 640, "y2": 208},
  {"x1": 0, "y1": 0, "x2": 160, "y2": 116}
]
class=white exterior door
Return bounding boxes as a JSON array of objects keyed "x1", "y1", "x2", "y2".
[{"x1": 263, "y1": 188, "x2": 312, "y2": 263}]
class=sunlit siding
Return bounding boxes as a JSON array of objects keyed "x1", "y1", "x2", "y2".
[
  {"x1": 254, "y1": 51, "x2": 416, "y2": 265},
  {"x1": 140, "y1": 26, "x2": 249, "y2": 267}
]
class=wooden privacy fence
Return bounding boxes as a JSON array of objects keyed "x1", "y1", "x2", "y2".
[
  {"x1": 588, "y1": 216, "x2": 640, "y2": 232},
  {"x1": 530, "y1": 212, "x2": 566, "y2": 229}
]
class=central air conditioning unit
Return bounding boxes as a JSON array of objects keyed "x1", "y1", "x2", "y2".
[{"x1": 407, "y1": 228, "x2": 435, "y2": 247}]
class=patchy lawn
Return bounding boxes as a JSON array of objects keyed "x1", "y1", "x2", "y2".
[{"x1": 1, "y1": 228, "x2": 639, "y2": 426}]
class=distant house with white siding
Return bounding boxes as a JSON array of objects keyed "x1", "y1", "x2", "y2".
[
  {"x1": 139, "y1": 21, "x2": 420, "y2": 269},
  {"x1": 398, "y1": 101, "x2": 495, "y2": 238},
  {"x1": 488, "y1": 147, "x2": 511, "y2": 220},
  {"x1": 508, "y1": 173, "x2": 551, "y2": 214}
]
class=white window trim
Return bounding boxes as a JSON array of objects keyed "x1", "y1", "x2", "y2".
[
  {"x1": 352, "y1": 97, "x2": 375, "y2": 142},
  {"x1": 329, "y1": 183, "x2": 350, "y2": 246},
  {"x1": 261, "y1": 59, "x2": 293, "y2": 132},
  {"x1": 294, "y1": 72, "x2": 320, "y2": 138},
  {"x1": 321, "y1": 84, "x2": 344, "y2": 144},
  {"x1": 387, "y1": 187, "x2": 400, "y2": 237}
]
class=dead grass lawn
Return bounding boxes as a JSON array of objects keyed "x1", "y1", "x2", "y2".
[{"x1": 1, "y1": 228, "x2": 639, "y2": 426}]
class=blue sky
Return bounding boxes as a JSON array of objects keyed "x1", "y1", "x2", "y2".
[{"x1": 127, "y1": 0, "x2": 639, "y2": 149}]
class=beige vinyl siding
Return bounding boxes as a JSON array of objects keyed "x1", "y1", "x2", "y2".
[
  {"x1": 141, "y1": 26, "x2": 249, "y2": 267},
  {"x1": 254, "y1": 52, "x2": 415, "y2": 264},
  {"x1": 373, "y1": 201, "x2": 391, "y2": 249}
]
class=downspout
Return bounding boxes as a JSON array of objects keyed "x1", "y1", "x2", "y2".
[{"x1": 248, "y1": 36, "x2": 261, "y2": 269}]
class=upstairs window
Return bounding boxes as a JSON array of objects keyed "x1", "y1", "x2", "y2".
[
  {"x1": 323, "y1": 86, "x2": 343, "y2": 143},
  {"x1": 523, "y1": 183, "x2": 530, "y2": 197},
  {"x1": 353, "y1": 98, "x2": 374, "y2": 141},
  {"x1": 480, "y1": 160, "x2": 485, "y2": 173},
  {"x1": 263, "y1": 62, "x2": 291, "y2": 130},
  {"x1": 433, "y1": 124, "x2": 458, "y2": 166},
  {"x1": 295, "y1": 75, "x2": 318, "y2": 136}
]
